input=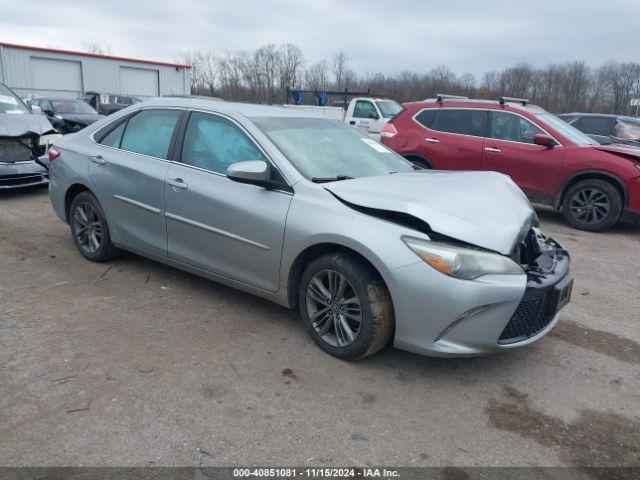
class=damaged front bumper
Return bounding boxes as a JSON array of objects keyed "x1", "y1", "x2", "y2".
[
  {"x1": 389, "y1": 229, "x2": 572, "y2": 357},
  {"x1": 0, "y1": 160, "x2": 49, "y2": 189},
  {"x1": 0, "y1": 133, "x2": 60, "y2": 189}
]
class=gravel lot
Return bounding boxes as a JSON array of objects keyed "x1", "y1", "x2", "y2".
[{"x1": 1, "y1": 186, "x2": 639, "y2": 468}]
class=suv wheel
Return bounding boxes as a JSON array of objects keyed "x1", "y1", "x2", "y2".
[
  {"x1": 298, "y1": 253, "x2": 393, "y2": 360},
  {"x1": 562, "y1": 179, "x2": 622, "y2": 231},
  {"x1": 69, "y1": 191, "x2": 119, "y2": 262}
]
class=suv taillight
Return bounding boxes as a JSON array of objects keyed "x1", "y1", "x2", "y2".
[
  {"x1": 381, "y1": 123, "x2": 398, "y2": 138},
  {"x1": 48, "y1": 147, "x2": 61, "y2": 162}
]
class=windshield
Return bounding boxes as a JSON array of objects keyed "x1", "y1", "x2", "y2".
[
  {"x1": 52, "y1": 100, "x2": 98, "y2": 114},
  {"x1": 251, "y1": 117, "x2": 415, "y2": 180},
  {"x1": 535, "y1": 113, "x2": 597, "y2": 146},
  {"x1": 376, "y1": 100, "x2": 403, "y2": 118},
  {"x1": 0, "y1": 84, "x2": 30, "y2": 114}
]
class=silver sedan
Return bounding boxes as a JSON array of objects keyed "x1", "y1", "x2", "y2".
[{"x1": 48, "y1": 97, "x2": 573, "y2": 360}]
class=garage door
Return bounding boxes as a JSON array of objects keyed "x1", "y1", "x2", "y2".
[
  {"x1": 119, "y1": 67, "x2": 159, "y2": 97},
  {"x1": 30, "y1": 57, "x2": 82, "y2": 95}
]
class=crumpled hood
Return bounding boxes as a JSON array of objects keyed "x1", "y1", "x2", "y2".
[
  {"x1": 0, "y1": 113, "x2": 57, "y2": 137},
  {"x1": 593, "y1": 144, "x2": 640, "y2": 162},
  {"x1": 325, "y1": 171, "x2": 535, "y2": 254},
  {"x1": 57, "y1": 113, "x2": 104, "y2": 125}
]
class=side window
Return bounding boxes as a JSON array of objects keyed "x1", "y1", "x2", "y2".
[
  {"x1": 353, "y1": 101, "x2": 377, "y2": 119},
  {"x1": 435, "y1": 109, "x2": 487, "y2": 137},
  {"x1": 415, "y1": 109, "x2": 438, "y2": 129},
  {"x1": 574, "y1": 117, "x2": 615, "y2": 136},
  {"x1": 180, "y1": 112, "x2": 266, "y2": 175},
  {"x1": 120, "y1": 109, "x2": 181, "y2": 159},
  {"x1": 489, "y1": 111, "x2": 543, "y2": 144},
  {"x1": 100, "y1": 121, "x2": 127, "y2": 148},
  {"x1": 40, "y1": 100, "x2": 53, "y2": 113}
]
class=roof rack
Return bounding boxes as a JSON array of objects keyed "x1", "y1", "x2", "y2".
[
  {"x1": 500, "y1": 96, "x2": 529, "y2": 106},
  {"x1": 435, "y1": 94, "x2": 469, "y2": 102}
]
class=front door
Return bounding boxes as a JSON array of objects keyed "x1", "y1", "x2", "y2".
[
  {"x1": 164, "y1": 111, "x2": 292, "y2": 292},
  {"x1": 482, "y1": 111, "x2": 564, "y2": 198},
  {"x1": 88, "y1": 108, "x2": 182, "y2": 256},
  {"x1": 350, "y1": 100, "x2": 383, "y2": 136}
]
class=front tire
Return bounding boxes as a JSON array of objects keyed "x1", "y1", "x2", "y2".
[
  {"x1": 69, "y1": 191, "x2": 119, "y2": 262},
  {"x1": 298, "y1": 253, "x2": 394, "y2": 360},
  {"x1": 562, "y1": 179, "x2": 622, "y2": 231}
]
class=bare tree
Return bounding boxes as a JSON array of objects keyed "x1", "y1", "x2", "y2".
[
  {"x1": 304, "y1": 61, "x2": 329, "y2": 91},
  {"x1": 331, "y1": 50, "x2": 349, "y2": 91},
  {"x1": 83, "y1": 43, "x2": 111, "y2": 55},
  {"x1": 277, "y1": 43, "x2": 304, "y2": 102}
]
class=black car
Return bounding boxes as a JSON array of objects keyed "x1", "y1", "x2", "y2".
[
  {"x1": 82, "y1": 92, "x2": 142, "y2": 115},
  {"x1": 31, "y1": 98, "x2": 104, "y2": 134},
  {"x1": 558, "y1": 113, "x2": 640, "y2": 147}
]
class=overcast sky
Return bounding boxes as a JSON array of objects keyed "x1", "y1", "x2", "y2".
[{"x1": 2, "y1": 0, "x2": 638, "y2": 77}]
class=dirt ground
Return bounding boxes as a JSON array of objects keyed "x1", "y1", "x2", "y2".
[{"x1": 1, "y1": 186, "x2": 638, "y2": 468}]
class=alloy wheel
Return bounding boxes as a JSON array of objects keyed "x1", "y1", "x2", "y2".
[
  {"x1": 73, "y1": 202, "x2": 102, "y2": 254},
  {"x1": 305, "y1": 269, "x2": 362, "y2": 348},
  {"x1": 569, "y1": 187, "x2": 610, "y2": 225}
]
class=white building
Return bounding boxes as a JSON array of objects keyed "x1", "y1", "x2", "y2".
[{"x1": 0, "y1": 42, "x2": 191, "y2": 100}]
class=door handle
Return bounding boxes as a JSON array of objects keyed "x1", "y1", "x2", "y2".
[
  {"x1": 349, "y1": 120, "x2": 356, "y2": 125},
  {"x1": 89, "y1": 154, "x2": 106, "y2": 165},
  {"x1": 425, "y1": 138, "x2": 440, "y2": 143},
  {"x1": 167, "y1": 178, "x2": 188, "y2": 190},
  {"x1": 484, "y1": 147, "x2": 501, "y2": 153}
]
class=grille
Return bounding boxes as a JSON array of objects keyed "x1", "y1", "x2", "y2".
[
  {"x1": 0, "y1": 173, "x2": 47, "y2": 188},
  {"x1": 0, "y1": 138, "x2": 33, "y2": 162},
  {"x1": 499, "y1": 292, "x2": 554, "y2": 344}
]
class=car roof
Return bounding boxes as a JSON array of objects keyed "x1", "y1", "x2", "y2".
[
  {"x1": 37, "y1": 97, "x2": 84, "y2": 102},
  {"x1": 560, "y1": 112, "x2": 619, "y2": 118},
  {"x1": 403, "y1": 98, "x2": 547, "y2": 114},
  {"x1": 138, "y1": 96, "x2": 338, "y2": 118}
]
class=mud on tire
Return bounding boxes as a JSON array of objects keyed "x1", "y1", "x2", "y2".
[{"x1": 298, "y1": 252, "x2": 394, "y2": 360}]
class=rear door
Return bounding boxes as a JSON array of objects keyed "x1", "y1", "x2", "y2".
[
  {"x1": 482, "y1": 110, "x2": 564, "y2": 198},
  {"x1": 164, "y1": 111, "x2": 292, "y2": 292},
  {"x1": 415, "y1": 108, "x2": 487, "y2": 170},
  {"x1": 89, "y1": 108, "x2": 182, "y2": 256}
]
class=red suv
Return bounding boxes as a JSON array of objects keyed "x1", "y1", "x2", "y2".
[{"x1": 381, "y1": 96, "x2": 640, "y2": 231}]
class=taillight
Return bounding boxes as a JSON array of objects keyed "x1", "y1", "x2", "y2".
[
  {"x1": 49, "y1": 147, "x2": 61, "y2": 162},
  {"x1": 381, "y1": 123, "x2": 398, "y2": 138}
]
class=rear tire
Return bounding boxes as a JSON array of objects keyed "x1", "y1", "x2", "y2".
[
  {"x1": 298, "y1": 252, "x2": 394, "y2": 360},
  {"x1": 69, "y1": 191, "x2": 119, "y2": 262},
  {"x1": 562, "y1": 179, "x2": 622, "y2": 232}
]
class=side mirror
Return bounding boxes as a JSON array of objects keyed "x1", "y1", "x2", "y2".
[
  {"x1": 44, "y1": 109, "x2": 55, "y2": 117},
  {"x1": 31, "y1": 105, "x2": 42, "y2": 114},
  {"x1": 368, "y1": 111, "x2": 379, "y2": 120},
  {"x1": 227, "y1": 160, "x2": 271, "y2": 187},
  {"x1": 533, "y1": 133, "x2": 557, "y2": 147}
]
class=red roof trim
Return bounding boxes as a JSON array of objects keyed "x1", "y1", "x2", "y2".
[{"x1": 0, "y1": 42, "x2": 191, "y2": 69}]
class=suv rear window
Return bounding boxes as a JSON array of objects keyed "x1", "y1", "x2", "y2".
[
  {"x1": 434, "y1": 109, "x2": 487, "y2": 137},
  {"x1": 415, "y1": 109, "x2": 438, "y2": 128}
]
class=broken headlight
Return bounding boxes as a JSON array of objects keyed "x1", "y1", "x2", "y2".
[{"x1": 402, "y1": 236, "x2": 524, "y2": 280}]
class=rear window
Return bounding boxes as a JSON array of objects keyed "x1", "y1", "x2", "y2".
[
  {"x1": 414, "y1": 109, "x2": 438, "y2": 129},
  {"x1": 574, "y1": 117, "x2": 616, "y2": 136},
  {"x1": 120, "y1": 109, "x2": 181, "y2": 159},
  {"x1": 435, "y1": 109, "x2": 487, "y2": 137}
]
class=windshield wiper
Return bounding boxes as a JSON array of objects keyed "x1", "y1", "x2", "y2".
[{"x1": 311, "y1": 175, "x2": 354, "y2": 183}]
